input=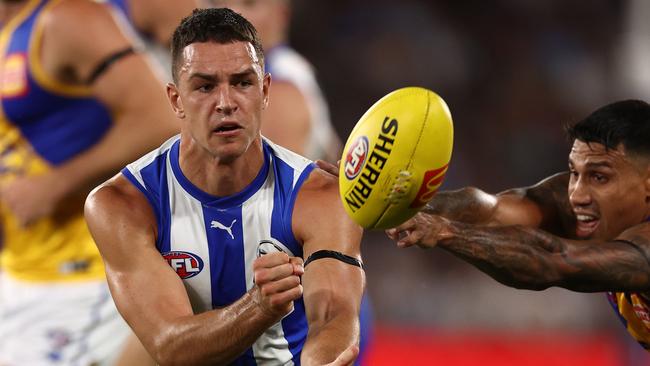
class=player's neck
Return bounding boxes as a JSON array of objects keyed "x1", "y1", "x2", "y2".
[
  {"x1": 0, "y1": 0, "x2": 27, "y2": 24},
  {"x1": 179, "y1": 137, "x2": 265, "y2": 197}
]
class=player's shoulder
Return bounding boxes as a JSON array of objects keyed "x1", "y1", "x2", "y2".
[
  {"x1": 266, "y1": 139, "x2": 312, "y2": 168},
  {"x1": 618, "y1": 220, "x2": 650, "y2": 246},
  {"x1": 294, "y1": 167, "x2": 340, "y2": 214},
  {"x1": 41, "y1": 0, "x2": 128, "y2": 54},
  {"x1": 85, "y1": 173, "x2": 154, "y2": 227},
  {"x1": 302, "y1": 167, "x2": 337, "y2": 192},
  {"x1": 42, "y1": 0, "x2": 115, "y2": 31},
  {"x1": 293, "y1": 166, "x2": 362, "y2": 243}
]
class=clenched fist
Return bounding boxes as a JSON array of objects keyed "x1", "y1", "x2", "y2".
[{"x1": 252, "y1": 252, "x2": 304, "y2": 319}]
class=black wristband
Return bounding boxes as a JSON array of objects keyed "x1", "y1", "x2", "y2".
[{"x1": 304, "y1": 250, "x2": 363, "y2": 269}]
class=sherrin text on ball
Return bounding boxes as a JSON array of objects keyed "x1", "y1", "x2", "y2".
[{"x1": 338, "y1": 87, "x2": 454, "y2": 229}]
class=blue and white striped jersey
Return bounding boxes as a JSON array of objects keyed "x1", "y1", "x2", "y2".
[{"x1": 122, "y1": 135, "x2": 315, "y2": 365}]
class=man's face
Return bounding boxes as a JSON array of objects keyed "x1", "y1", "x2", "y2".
[
  {"x1": 168, "y1": 41, "x2": 269, "y2": 162},
  {"x1": 568, "y1": 140, "x2": 650, "y2": 239}
]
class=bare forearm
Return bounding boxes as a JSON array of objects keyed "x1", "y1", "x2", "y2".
[
  {"x1": 301, "y1": 313, "x2": 359, "y2": 365},
  {"x1": 439, "y1": 222, "x2": 650, "y2": 292},
  {"x1": 438, "y1": 222, "x2": 565, "y2": 290},
  {"x1": 152, "y1": 290, "x2": 277, "y2": 365},
  {"x1": 424, "y1": 187, "x2": 498, "y2": 224}
]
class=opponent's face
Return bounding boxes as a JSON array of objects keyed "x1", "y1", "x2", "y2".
[
  {"x1": 568, "y1": 140, "x2": 650, "y2": 239},
  {"x1": 167, "y1": 41, "x2": 269, "y2": 162}
]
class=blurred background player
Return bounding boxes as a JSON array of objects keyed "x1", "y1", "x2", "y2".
[
  {"x1": 104, "y1": 0, "x2": 196, "y2": 47},
  {"x1": 103, "y1": 0, "x2": 198, "y2": 80},
  {"x1": 0, "y1": 0, "x2": 182, "y2": 364},
  {"x1": 202, "y1": 0, "x2": 342, "y2": 161}
]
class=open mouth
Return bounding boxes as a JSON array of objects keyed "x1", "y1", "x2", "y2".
[
  {"x1": 213, "y1": 123, "x2": 242, "y2": 135},
  {"x1": 575, "y1": 213, "x2": 599, "y2": 238}
]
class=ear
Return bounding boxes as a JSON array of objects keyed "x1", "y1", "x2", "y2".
[
  {"x1": 262, "y1": 72, "x2": 271, "y2": 110},
  {"x1": 166, "y1": 82, "x2": 185, "y2": 118}
]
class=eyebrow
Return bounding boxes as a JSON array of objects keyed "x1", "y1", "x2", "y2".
[
  {"x1": 188, "y1": 68, "x2": 258, "y2": 82},
  {"x1": 568, "y1": 159, "x2": 613, "y2": 169}
]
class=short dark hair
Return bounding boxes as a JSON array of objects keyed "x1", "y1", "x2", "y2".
[
  {"x1": 170, "y1": 8, "x2": 264, "y2": 83},
  {"x1": 566, "y1": 100, "x2": 650, "y2": 157}
]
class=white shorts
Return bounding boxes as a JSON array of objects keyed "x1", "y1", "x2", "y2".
[{"x1": 0, "y1": 274, "x2": 131, "y2": 366}]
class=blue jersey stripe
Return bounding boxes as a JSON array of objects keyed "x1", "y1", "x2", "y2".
[
  {"x1": 284, "y1": 163, "x2": 315, "y2": 252},
  {"x1": 270, "y1": 153, "x2": 314, "y2": 363},
  {"x1": 270, "y1": 156, "x2": 294, "y2": 254},
  {"x1": 357, "y1": 294, "x2": 374, "y2": 366},
  {"x1": 281, "y1": 299, "x2": 307, "y2": 364},
  {"x1": 125, "y1": 152, "x2": 171, "y2": 252},
  {"x1": 270, "y1": 157, "x2": 311, "y2": 257},
  {"x1": 203, "y1": 206, "x2": 247, "y2": 308}
]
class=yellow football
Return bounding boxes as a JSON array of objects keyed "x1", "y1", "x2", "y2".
[{"x1": 338, "y1": 87, "x2": 453, "y2": 229}]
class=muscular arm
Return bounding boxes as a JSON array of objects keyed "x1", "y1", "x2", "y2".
[
  {"x1": 430, "y1": 218, "x2": 650, "y2": 292},
  {"x1": 48, "y1": 0, "x2": 179, "y2": 194},
  {"x1": 85, "y1": 175, "x2": 302, "y2": 365},
  {"x1": 293, "y1": 168, "x2": 365, "y2": 365},
  {"x1": 0, "y1": 1, "x2": 179, "y2": 226},
  {"x1": 424, "y1": 172, "x2": 574, "y2": 235}
]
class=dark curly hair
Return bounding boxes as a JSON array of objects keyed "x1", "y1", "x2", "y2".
[{"x1": 170, "y1": 8, "x2": 264, "y2": 83}]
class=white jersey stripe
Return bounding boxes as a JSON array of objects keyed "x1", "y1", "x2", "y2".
[
  {"x1": 244, "y1": 166, "x2": 295, "y2": 364},
  {"x1": 167, "y1": 157, "x2": 213, "y2": 314}
]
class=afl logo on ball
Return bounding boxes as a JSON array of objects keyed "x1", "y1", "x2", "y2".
[
  {"x1": 344, "y1": 136, "x2": 369, "y2": 180},
  {"x1": 163, "y1": 251, "x2": 204, "y2": 279}
]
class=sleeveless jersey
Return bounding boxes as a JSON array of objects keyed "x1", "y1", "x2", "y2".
[
  {"x1": 608, "y1": 290, "x2": 650, "y2": 350},
  {"x1": 0, "y1": 0, "x2": 112, "y2": 282},
  {"x1": 265, "y1": 45, "x2": 340, "y2": 161},
  {"x1": 123, "y1": 136, "x2": 315, "y2": 365}
]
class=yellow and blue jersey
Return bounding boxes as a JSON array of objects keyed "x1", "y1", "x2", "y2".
[
  {"x1": 607, "y1": 292, "x2": 650, "y2": 350},
  {"x1": 0, "y1": 0, "x2": 113, "y2": 282}
]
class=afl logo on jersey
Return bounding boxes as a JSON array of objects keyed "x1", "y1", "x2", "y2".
[
  {"x1": 163, "y1": 251, "x2": 204, "y2": 279},
  {"x1": 344, "y1": 136, "x2": 369, "y2": 180}
]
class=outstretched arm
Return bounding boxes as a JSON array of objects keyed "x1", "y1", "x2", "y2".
[
  {"x1": 85, "y1": 175, "x2": 304, "y2": 365},
  {"x1": 293, "y1": 168, "x2": 365, "y2": 365},
  {"x1": 315, "y1": 162, "x2": 574, "y2": 234},
  {"x1": 424, "y1": 172, "x2": 573, "y2": 233},
  {"x1": 391, "y1": 213, "x2": 650, "y2": 293}
]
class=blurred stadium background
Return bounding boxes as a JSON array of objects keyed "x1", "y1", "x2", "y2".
[{"x1": 290, "y1": 0, "x2": 650, "y2": 365}]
